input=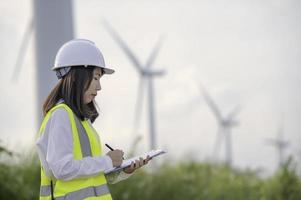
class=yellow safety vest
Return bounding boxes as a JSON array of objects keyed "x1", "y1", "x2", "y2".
[{"x1": 38, "y1": 103, "x2": 113, "y2": 200}]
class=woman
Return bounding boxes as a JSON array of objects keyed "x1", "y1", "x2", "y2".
[{"x1": 36, "y1": 39, "x2": 150, "y2": 200}]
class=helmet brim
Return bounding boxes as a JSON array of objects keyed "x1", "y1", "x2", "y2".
[
  {"x1": 52, "y1": 65, "x2": 115, "y2": 75},
  {"x1": 102, "y1": 67, "x2": 115, "y2": 74}
]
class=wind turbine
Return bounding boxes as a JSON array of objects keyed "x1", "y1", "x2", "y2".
[
  {"x1": 200, "y1": 84, "x2": 241, "y2": 167},
  {"x1": 11, "y1": 0, "x2": 74, "y2": 127},
  {"x1": 266, "y1": 118, "x2": 290, "y2": 168},
  {"x1": 11, "y1": 18, "x2": 34, "y2": 82},
  {"x1": 103, "y1": 21, "x2": 166, "y2": 150}
]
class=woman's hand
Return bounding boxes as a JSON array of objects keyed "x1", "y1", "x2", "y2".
[
  {"x1": 106, "y1": 149, "x2": 124, "y2": 167},
  {"x1": 123, "y1": 156, "x2": 151, "y2": 174}
]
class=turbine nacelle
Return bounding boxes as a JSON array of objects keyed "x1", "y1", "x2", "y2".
[
  {"x1": 266, "y1": 138, "x2": 290, "y2": 149},
  {"x1": 141, "y1": 69, "x2": 166, "y2": 77},
  {"x1": 222, "y1": 119, "x2": 239, "y2": 127}
]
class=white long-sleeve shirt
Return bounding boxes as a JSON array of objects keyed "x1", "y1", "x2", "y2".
[{"x1": 36, "y1": 103, "x2": 130, "y2": 184}]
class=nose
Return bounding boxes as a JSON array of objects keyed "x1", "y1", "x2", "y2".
[{"x1": 96, "y1": 81, "x2": 101, "y2": 91}]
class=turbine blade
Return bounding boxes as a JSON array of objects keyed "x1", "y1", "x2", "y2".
[
  {"x1": 11, "y1": 18, "x2": 34, "y2": 82},
  {"x1": 200, "y1": 84, "x2": 223, "y2": 123},
  {"x1": 102, "y1": 20, "x2": 143, "y2": 73},
  {"x1": 225, "y1": 105, "x2": 241, "y2": 120},
  {"x1": 127, "y1": 135, "x2": 143, "y2": 158},
  {"x1": 156, "y1": 69, "x2": 167, "y2": 76},
  {"x1": 145, "y1": 35, "x2": 165, "y2": 69}
]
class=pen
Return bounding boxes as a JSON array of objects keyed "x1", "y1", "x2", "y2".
[
  {"x1": 105, "y1": 143, "x2": 125, "y2": 159},
  {"x1": 105, "y1": 143, "x2": 114, "y2": 151}
]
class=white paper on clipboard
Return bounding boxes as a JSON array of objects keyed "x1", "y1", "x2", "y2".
[{"x1": 104, "y1": 149, "x2": 166, "y2": 174}]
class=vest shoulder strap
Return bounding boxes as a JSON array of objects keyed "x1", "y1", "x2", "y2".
[{"x1": 39, "y1": 103, "x2": 83, "y2": 159}]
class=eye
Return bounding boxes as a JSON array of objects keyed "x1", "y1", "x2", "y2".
[{"x1": 94, "y1": 77, "x2": 98, "y2": 80}]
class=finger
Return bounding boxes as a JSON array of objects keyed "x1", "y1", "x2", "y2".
[
  {"x1": 139, "y1": 157, "x2": 144, "y2": 166},
  {"x1": 135, "y1": 160, "x2": 140, "y2": 169},
  {"x1": 124, "y1": 162, "x2": 135, "y2": 174},
  {"x1": 145, "y1": 155, "x2": 151, "y2": 162},
  {"x1": 143, "y1": 156, "x2": 151, "y2": 164},
  {"x1": 146, "y1": 156, "x2": 152, "y2": 161},
  {"x1": 130, "y1": 161, "x2": 135, "y2": 170}
]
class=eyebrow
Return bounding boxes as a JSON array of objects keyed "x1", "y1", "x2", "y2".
[{"x1": 95, "y1": 73, "x2": 101, "y2": 77}]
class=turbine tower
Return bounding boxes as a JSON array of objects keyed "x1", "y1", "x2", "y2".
[
  {"x1": 266, "y1": 119, "x2": 290, "y2": 168},
  {"x1": 12, "y1": 0, "x2": 74, "y2": 126},
  {"x1": 200, "y1": 84, "x2": 241, "y2": 167},
  {"x1": 103, "y1": 21, "x2": 166, "y2": 150}
]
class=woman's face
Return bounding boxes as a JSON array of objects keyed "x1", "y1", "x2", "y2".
[{"x1": 83, "y1": 67, "x2": 102, "y2": 104}]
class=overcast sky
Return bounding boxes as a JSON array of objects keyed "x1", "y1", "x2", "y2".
[{"x1": 0, "y1": 0, "x2": 300, "y2": 175}]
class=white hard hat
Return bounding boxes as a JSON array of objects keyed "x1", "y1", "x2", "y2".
[{"x1": 52, "y1": 39, "x2": 115, "y2": 78}]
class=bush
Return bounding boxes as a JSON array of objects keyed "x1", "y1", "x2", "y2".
[
  {"x1": 262, "y1": 157, "x2": 301, "y2": 200},
  {"x1": 0, "y1": 145, "x2": 40, "y2": 200},
  {"x1": 0, "y1": 145, "x2": 300, "y2": 200},
  {"x1": 110, "y1": 162, "x2": 264, "y2": 200}
]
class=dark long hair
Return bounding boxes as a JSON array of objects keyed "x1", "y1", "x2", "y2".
[{"x1": 43, "y1": 66, "x2": 100, "y2": 123}]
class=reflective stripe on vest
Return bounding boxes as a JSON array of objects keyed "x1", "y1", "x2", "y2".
[
  {"x1": 40, "y1": 184, "x2": 110, "y2": 200},
  {"x1": 55, "y1": 184, "x2": 110, "y2": 200},
  {"x1": 73, "y1": 114, "x2": 92, "y2": 157},
  {"x1": 40, "y1": 185, "x2": 52, "y2": 196}
]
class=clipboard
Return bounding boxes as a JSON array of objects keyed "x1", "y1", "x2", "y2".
[{"x1": 104, "y1": 149, "x2": 166, "y2": 174}]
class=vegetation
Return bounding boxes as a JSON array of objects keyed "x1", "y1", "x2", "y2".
[
  {"x1": 110, "y1": 160, "x2": 301, "y2": 200},
  {"x1": 0, "y1": 142, "x2": 300, "y2": 200}
]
